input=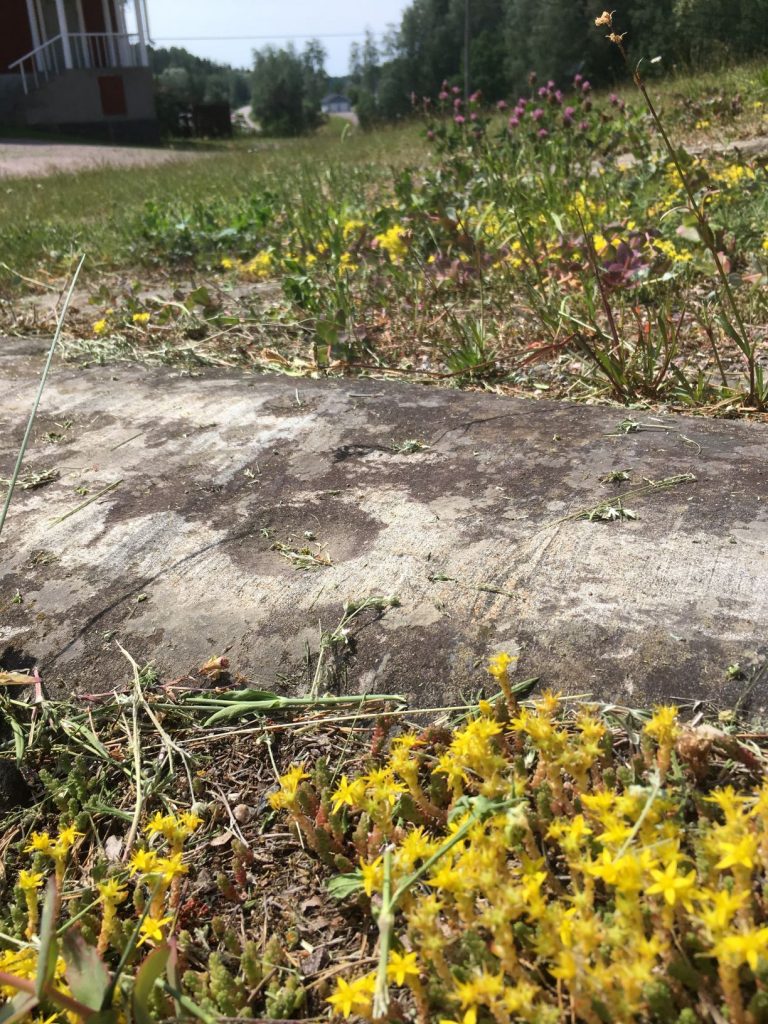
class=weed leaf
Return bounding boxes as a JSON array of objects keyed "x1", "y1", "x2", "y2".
[
  {"x1": 35, "y1": 878, "x2": 59, "y2": 999},
  {"x1": 62, "y1": 929, "x2": 112, "y2": 1010},
  {"x1": 133, "y1": 944, "x2": 171, "y2": 1024},
  {"x1": 0, "y1": 991, "x2": 39, "y2": 1024},
  {"x1": 327, "y1": 872, "x2": 364, "y2": 899}
]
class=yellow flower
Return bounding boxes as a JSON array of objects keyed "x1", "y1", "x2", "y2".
[
  {"x1": 374, "y1": 224, "x2": 408, "y2": 263},
  {"x1": 441, "y1": 1013, "x2": 477, "y2": 1024},
  {"x1": 25, "y1": 832, "x2": 53, "y2": 855},
  {"x1": 220, "y1": 256, "x2": 236, "y2": 269},
  {"x1": 97, "y1": 878, "x2": 128, "y2": 904},
  {"x1": 698, "y1": 888, "x2": 747, "y2": 933},
  {"x1": 92, "y1": 319, "x2": 108, "y2": 335},
  {"x1": 269, "y1": 765, "x2": 310, "y2": 809},
  {"x1": 387, "y1": 950, "x2": 420, "y2": 986},
  {"x1": 338, "y1": 251, "x2": 359, "y2": 274},
  {"x1": 342, "y1": 219, "x2": 366, "y2": 239},
  {"x1": 454, "y1": 970, "x2": 504, "y2": 1009},
  {"x1": 487, "y1": 652, "x2": 516, "y2": 678},
  {"x1": 243, "y1": 251, "x2": 273, "y2": 279},
  {"x1": 132, "y1": 311, "x2": 150, "y2": 324},
  {"x1": 326, "y1": 972, "x2": 376, "y2": 1017},
  {"x1": 714, "y1": 927, "x2": 768, "y2": 971},
  {"x1": 128, "y1": 849, "x2": 161, "y2": 876},
  {"x1": 706, "y1": 786, "x2": 750, "y2": 821},
  {"x1": 360, "y1": 855, "x2": 383, "y2": 897},
  {"x1": 714, "y1": 833, "x2": 758, "y2": 871},
  {"x1": 144, "y1": 811, "x2": 176, "y2": 838},
  {"x1": 643, "y1": 705, "x2": 681, "y2": 744},
  {"x1": 331, "y1": 774, "x2": 368, "y2": 813},
  {"x1": 17, "y1": 870, "x2": 45, "y2": 891},
  {"x1": 647, "y1": 859, "x2": 697, "y2": 909},
  {"x1": 179, "y1": 810, "x2": 203, "y2": 834},
  {"x1": 156, "y1": 852, "x2": 188, "y2": 883},
  {"x1": 138, "y1": 914, "x2": 171, "y2": 945}
]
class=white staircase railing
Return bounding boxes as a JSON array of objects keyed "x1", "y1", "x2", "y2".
[{"x1": 9, "y1": 33, "x2": 145, "y2": 95}]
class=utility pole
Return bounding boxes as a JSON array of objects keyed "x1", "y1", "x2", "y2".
[{"x1": 464, "y1": 0, "x2": 470, "y2": 100}]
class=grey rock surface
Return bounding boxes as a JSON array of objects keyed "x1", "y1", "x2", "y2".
[{"x1": 2, "y1": 337, "x2": 767, "y2": 710}]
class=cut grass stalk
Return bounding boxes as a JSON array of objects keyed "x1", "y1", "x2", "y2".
[{"x1": 0, "y1": 254, "x2": 85, "y2": 540}]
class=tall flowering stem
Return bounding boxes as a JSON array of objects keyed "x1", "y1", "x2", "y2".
[{"x1": 596, "y1": 9, "x2": 759, "y2": 406}]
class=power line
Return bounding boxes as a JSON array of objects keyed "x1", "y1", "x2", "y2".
[{"x1": 151, "y1": 32, "x2": 386, "y2": 42}]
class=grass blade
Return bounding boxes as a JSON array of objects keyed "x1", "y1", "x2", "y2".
[{"x1": 0, "y1": 254, "x2": 86, "y2": 540}]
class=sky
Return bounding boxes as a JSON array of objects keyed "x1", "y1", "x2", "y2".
[{"x1": 142, "y1": 0, "x2": 412, "y2": 77}]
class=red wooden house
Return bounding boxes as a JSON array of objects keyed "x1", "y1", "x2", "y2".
[{"x1": 1, "y1": 0, "x2": 158, "y2": 140}]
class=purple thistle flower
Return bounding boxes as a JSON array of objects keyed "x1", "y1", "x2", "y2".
[
  {"x1": 453, "y1": 96, "x2": 463, "y2": 109},
  {"x1": 454, "y1": 114, "x2": 465, "y2": 125},
  {"x1": 496, "y1": 99, "x2": 508, "y2": 111},
  {"x1": 470, "y1": 111, "x2": 479, "y2": 121},
  {"x1": 578, "y1": 120, "x2": 589, "y2": 131},
  {"x1": 581, "y1": 80, "x2": 592, "y2": 93},
  {"x1": 438, "y1": 91, "x2": 450, "y2": 101},
  {"x1": 609, "y1": 93, "x2": 620, "y2": 106},
  {"x1": 531, "y1": 107, "x2": 545, "y2": 122},
  {"x1": 537, "y1": 128, "x2": 549, "y2": 139},
  {"x1": 538, "y1": 85, "x2": 549, "y2": 98},
  {"x1": 508, "y1": 115, "x2": 520, "y2": 128},
  {"x1": 452, "y1": 85, "x2": 461, "y2": 94},
  {"x1": 573, "y1": 73, "x2": 583, "y2": 86},
  {"x1": 469, "y1": 90, "x2": 482, "y2": 103}
]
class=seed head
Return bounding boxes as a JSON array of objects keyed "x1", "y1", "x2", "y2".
[{"x1": 594, "y1": 10, "x2": 615, "y2": 27}]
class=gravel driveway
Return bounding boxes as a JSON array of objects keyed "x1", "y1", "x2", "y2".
[{"x1": 0, "y1": 140, "x2": 202, "y2": 178}]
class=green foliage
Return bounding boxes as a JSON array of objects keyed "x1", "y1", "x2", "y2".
[
  {"x1": 251, "y1": 41, "x2": 328, "y2": 137},
  {"x1": 149, "y1": 46, "x2": 250, "y2": 136},
  {"x1": 356, "y1": 0, "x2": 768, "y2": 108}
]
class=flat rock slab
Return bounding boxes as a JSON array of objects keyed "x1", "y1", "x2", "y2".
[{"x1": 2, "y1": 337, "x2": 768, "y2": 711}]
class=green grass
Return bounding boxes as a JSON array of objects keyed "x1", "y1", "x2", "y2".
[
  {"x1": 1, "y1": 61, "x2": 767, "y2": 412},
  {"x1": 0, "y1": 124, "x2": 426, "y2": 280}
]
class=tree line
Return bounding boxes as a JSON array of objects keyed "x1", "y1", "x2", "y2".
[
  {"x1": 150, "y1": 0, "x2": 768, "y2": 138},
  {"x1": 348, "y1": 0, "x2": 768, "y2": 124}
]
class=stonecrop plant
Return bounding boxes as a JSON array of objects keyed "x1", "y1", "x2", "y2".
[
  {"x1": 0, "y1": 811, "x2": 202, "y2": 1023},
  {"x1": 272, "y1": 658, "x2": 768, "y2": 1024}
]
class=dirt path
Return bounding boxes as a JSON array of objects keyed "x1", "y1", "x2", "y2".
[{"x1": 0, "y1": 139, "x2": 204, "y2": 178}]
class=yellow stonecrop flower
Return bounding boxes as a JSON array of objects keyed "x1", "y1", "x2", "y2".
[
  {"x1": 342, "y1": 218, "x2": 366, "y2": 239},
  {"x1": 131, "y1": 312, "x2": 150, "y2": 324},
  {"x1": 654, "y1": 238, "x2": 693, "y2": 263},
  {"x1": 643, "y1": 704, "x2": 681, "y2": 745},
  {"x1": 386, "y1": 949, "x2": 420, "y2": 986},
  {"x1": 92, "y1": 318, "x2": 108, "y2": 335},
  {"x1": 374, "y1": 224, "x2": 408, "y2": 263},
  {"x1": 17, "y1": 870, "x2": 44, "y2": 892},
  {"x1": 268, "y1": 764, "x2": 310, "y2": 810},
  {"x1": 242, "y1": 251, "x2": 274, "y2": 279},
  {"x1": 487, "y1": 652, "x2": 515, "y2": 679},
  {"x1": 276, "y1": 692, "x2": 768, "y2": 1022},
  {"x1": 327, "y1": 972, "x2": 377, "y2": 1017},
  {"x1": 138, "y1": 913, "x2": 172, "y2": 946}
]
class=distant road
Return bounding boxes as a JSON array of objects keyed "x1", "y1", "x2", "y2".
[{"x1": 235, "y1": 106, "x2": 258, "y2": 130}]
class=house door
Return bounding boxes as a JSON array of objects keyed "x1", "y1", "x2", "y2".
[{"x1": 81, "y1": 0, "x2": 118, "y2": 67}]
